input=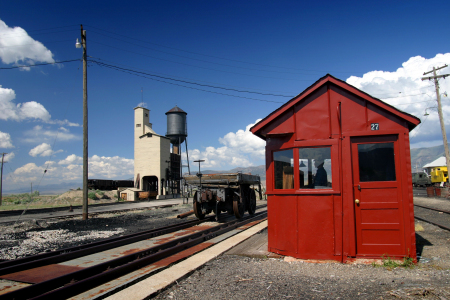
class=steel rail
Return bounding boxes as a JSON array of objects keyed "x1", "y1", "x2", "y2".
[
  {"x1": 0, "y1": 204, "x2": 266, "y2": 273},
  {"x1": 414, "y1": 204, "x2": 450, "y2": 215},
  {"x1": 0, "y1": 216, "x2": 215, "y2": 275},
  {"x1": 414, "y1": 215, "x2": 450, "y2": 231},
  {"x1": 0, "y1": 204, "x2": 178, "y2": 225},
  {"x1": 0, "y1": 211, "x2": 267, "y2": 300}
]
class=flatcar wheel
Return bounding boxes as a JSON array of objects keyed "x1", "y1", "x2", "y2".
[
  {"x1": 233, "y1": 200, "x2": 245, "y2": 219},
  {"x1": 193, "y1": 192, "x2": 205, "y2": 220},
  {"x1": 248, "y1": 190, "x2": 256, "y2": 215}
]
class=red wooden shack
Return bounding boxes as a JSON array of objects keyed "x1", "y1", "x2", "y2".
[{"x1": 251, "y1": 74, "x2": 420, "y2": 262}]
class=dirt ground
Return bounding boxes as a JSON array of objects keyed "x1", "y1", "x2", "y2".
[{"x1": 1, "y1": 190, "x2": 120, "y2": 210}]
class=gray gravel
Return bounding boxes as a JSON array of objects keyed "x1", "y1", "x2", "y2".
[
  {"x1": 1, "y1": 198, "x2": 449, "y2": 299},
  {"x1": 152, "y1": 201, "x2": 450, "y2": 300},
  {"x1": 0, "y1": 203, "x2": 194, "y2": 260},
  {"x1": 154, "y1": 255, "x2": 450, "y2": 300}
]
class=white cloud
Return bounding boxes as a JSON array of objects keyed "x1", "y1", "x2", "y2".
[
  {"x1": 29, "y1": 143, "x2": 63, "y2": 157},
  {"x1": 23, "y1": 125, "x2": 80, "y2": 143},
  {"x1": 186, "y1": 119, "x2": 265, "y2": 169},
  {"x1": 4, "y1": 154, "x2": 134, "y2": 191},
  {"x1": 89, "y1": 155, "x2": 134, "y2": 179},
  {"x1": 0, "y1": 19, "x2": 54, "y2": 68},
  {"x1": 136, "y1": 102, "x2": 147, "y2": 108},
  {"x1": 48, "y1": 120, "x2": 80, "y2": 127},
  {"x1": 58, "y1": 154, "x2": 82, "y2": 165},
  {"x1": 0, "y1": 131, "x2": 14, "y2": 148},
  {"x1": 0, "y1": 86, "x2": 51, "y2": 122},
  {"x1": 346, "y1": 53, "x2": 450, "y2": 148},
  {"x1": 3, "y1": 152, "x2": 14, "y2": 162},
  {"x1": 0, "y1": 86, "x2": 79, "y2": 126}
]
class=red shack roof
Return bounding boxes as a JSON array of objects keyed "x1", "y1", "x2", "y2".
[{"x1": 251, "y1": 74, "x2": 421, "y2": 140}]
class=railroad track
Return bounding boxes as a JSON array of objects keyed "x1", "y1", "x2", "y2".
[
  {"x1": 0, "y1": 207, "x2": 267, "y2": 299},
  {"x1": 0, "y1": 203, "x2": 180, "y2": 225},
  {"x1": 414, "y1": 204, "x2": 450, "y2": 231}
]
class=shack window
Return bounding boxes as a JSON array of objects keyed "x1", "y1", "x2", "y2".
[
  {"x1": 358, "y1": 143, "x2": 396, "y2": 182},
  {"x1": 299, "y1": 147, "x2": 332, "y2": 189},
  {"x1": 274, "y1": 149, "x2": 294, "y2": 189}
]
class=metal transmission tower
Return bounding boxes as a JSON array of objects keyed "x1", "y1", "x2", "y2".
[{"x1": 422, "y1": 64, "x2": 450, "y2": 173}]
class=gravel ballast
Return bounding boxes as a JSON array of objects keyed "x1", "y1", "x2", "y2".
[
  {"x1": 0, "y1": 203, "x2": 194, "y2": 260},
  {"x1": 0, "y1": 198, "x2": 449, "y2": 299}
]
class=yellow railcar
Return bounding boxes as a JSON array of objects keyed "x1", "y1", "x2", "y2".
[{"x1": 430, "y1": 166, "x2": 449, "y2": 184}]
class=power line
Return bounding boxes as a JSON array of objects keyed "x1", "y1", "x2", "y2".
[
  {"x1": 89, "y1": 40, "x2": 311, "y2": 81},
  {"x1": 86, "y1": 25, "x2": 361, "y2": 74},
  {"x1": 91, "y1": 59, "x2": 284, "y2": 103},
  {"x1": 0, "y1": 24, "x2": 78, "y2": 35},
  {"x1": 375, "y1": 93, "x2": 427, "y2": 99},
  {"x1": 91, "y1": 59, "x2": 294, "y2": 98},
  {"x1": 89, "y1": 29, "x2": 323, "y2": 76},
  {"x1": 0, "y1": 59, "x2": 80, "y2": 70},
  {"x1": 394, "y1": 99, "x2": 437, "y2": 106},
  {"x1": 0, "y1": 29, "x2": 78, "y2": 39},
  {"x1": 89, "y1": 55, "x2": 291, "y2": 94},
  {"x1": 0, "y1": 40, "x2": 74, "y2": 48}
]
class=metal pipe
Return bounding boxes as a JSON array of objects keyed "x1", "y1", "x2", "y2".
[{"x1": 177, "y1": 210, "x2": 194, "y2": 219}]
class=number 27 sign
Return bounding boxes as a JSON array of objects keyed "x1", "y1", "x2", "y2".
[{"x1": 371, "y1": 123, "x2": 379, "y2": 130}]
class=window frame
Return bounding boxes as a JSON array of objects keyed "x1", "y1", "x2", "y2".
[
  {"x1": 273, "y1": 148, "x2": 295, "y2": 190},
  {"x1": 269, "y1": 139, "x2": 340, "y2": 195}
]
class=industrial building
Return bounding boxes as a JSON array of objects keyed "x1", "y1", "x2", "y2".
[{"x1": 131, "y1": 106, "x2": 187, "y2": 200}]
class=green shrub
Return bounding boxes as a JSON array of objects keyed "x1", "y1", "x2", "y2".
[
  {"x1": 373, "y1": 254, "x2": 415, "y2": 270},
  {"x1": 88, "y1": 192, "x2": 98, "y2": 200}
]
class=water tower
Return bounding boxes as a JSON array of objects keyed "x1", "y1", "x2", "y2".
[
  {"x1": 166, "y1": 106, "x2": 187, "y2": 154},
  {"x1": 166, "y1": 106, "x2": 190, "y2": 194}
]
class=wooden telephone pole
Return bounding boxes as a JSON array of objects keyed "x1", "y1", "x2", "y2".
[
  {"x1": 0, "y1": 153, "x2": 7, "y2": 206},
  {"x1": 422, "y1": 65, "x2": 450, "y2": 173},
  {"x1": 76, "y1": 25, "x2": 89, "y2": 219}
]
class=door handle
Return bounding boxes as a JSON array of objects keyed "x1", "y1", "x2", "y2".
[{"x1": 355, "y1": 199, "x2": 360, "y2": 204}]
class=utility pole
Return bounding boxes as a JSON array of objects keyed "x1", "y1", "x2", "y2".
[
  {"x1": 0, "y1": 153, "x2": 7, "y2": 206},
  {"x1": 76, "y1": 25, "x2": 88, "y2": 220},
  {"x1": 422, "y1": 65, "x2": 450, "y2": 174}
]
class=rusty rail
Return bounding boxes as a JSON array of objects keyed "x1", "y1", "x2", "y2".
[
  {"x1": 0, "y1": 216, "x2": 213, "y2": 275},
  {"x1": 0, "y1": 211, "x2": 267, "y2": 300}
]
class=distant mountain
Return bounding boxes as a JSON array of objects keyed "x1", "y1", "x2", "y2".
[
  {"x1": 410, "y1": 143, "x2": 450, "y2": 172},
  {"x1": 4, "y1": 181, "x2": 82, "y2": 195},
  {"x1": 6, "y1": 143, "x2": 443, "y2": 195}
]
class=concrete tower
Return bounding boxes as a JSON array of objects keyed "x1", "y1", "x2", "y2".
[{"x1": 134, "y1": 107, "x2": 171, "y2": 199}]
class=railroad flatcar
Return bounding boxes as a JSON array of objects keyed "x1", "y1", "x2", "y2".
[{"x1": 184, "y1": 173, "x2": 262, "y2": 220}]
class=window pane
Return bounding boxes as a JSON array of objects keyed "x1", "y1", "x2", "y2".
[
  {"x1": 274, "y1": 150, "x2": 294, "y2": 189},
  {"x1": 358, "y1": 143, "x2": 396, "y2": 182},
  {"x1": 299, "y1": 147, "x2": 332, "y2": 189}
]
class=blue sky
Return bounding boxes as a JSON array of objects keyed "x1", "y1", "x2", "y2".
[{"x1": 0, "y1": 0, "x2": 449, "y2": 193}]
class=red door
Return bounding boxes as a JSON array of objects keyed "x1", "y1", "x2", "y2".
[{"x1": 351, "y1": 135, "x2": 405, "y2": 257}]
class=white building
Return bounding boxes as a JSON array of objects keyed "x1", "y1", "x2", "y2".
[
  {"x1": 423, "y1": 156, "x2": 447, "y2": 175},
  {"x1": 134, "y1": 107, "x2": 171, "y2": 199}
]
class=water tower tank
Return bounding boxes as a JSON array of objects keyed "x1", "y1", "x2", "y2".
[{"x1": 165, "y1": 106, "x2": 187, "y2": 145}]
